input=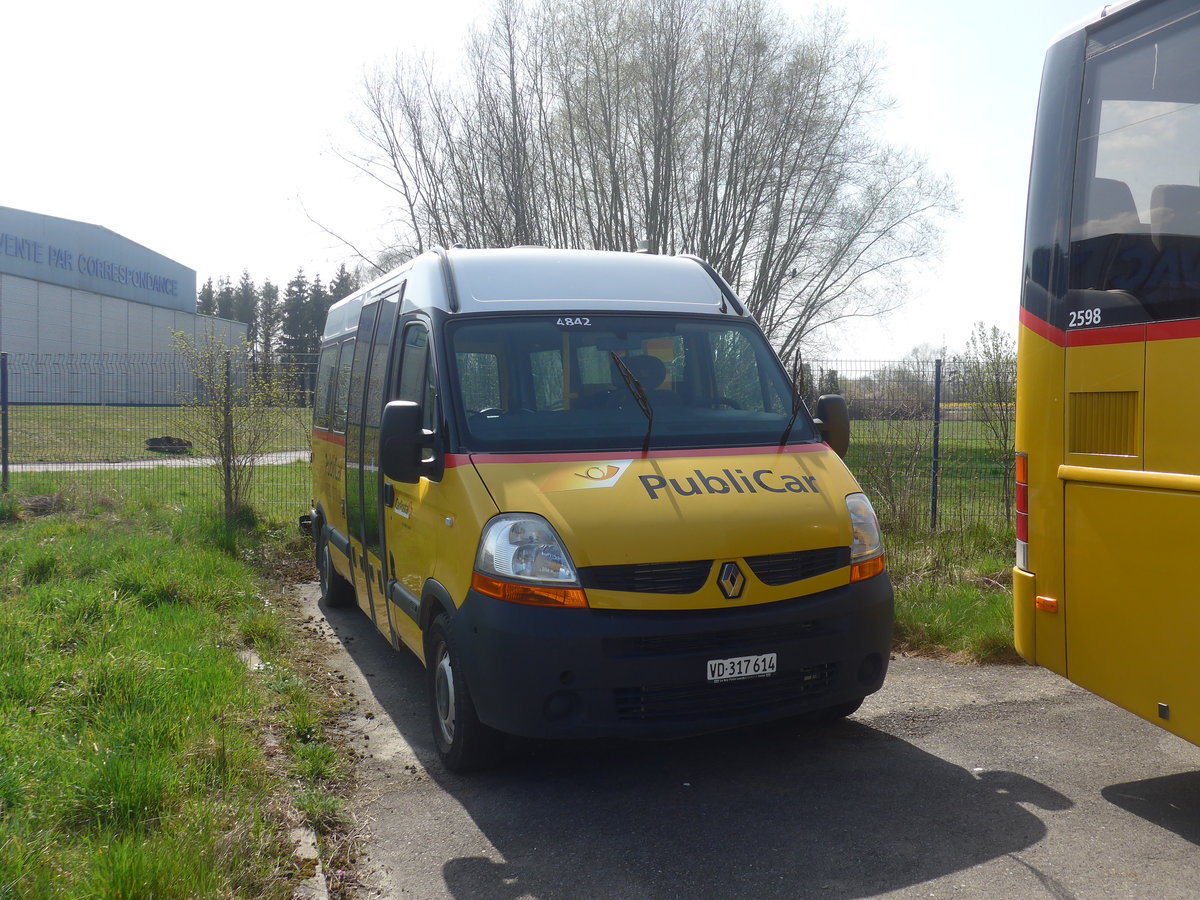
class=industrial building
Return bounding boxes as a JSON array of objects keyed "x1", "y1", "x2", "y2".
[{"x1": 0, "y1": 205, "x2": 246, "y2": 403}]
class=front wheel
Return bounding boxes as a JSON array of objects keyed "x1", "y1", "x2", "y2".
[{"x1": 426, "y1": 614, "x2": 504, "y2": 772}]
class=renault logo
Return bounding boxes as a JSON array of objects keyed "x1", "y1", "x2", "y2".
[{"x1": 717, "y1": 562, "x2": 746, "y2": 600}]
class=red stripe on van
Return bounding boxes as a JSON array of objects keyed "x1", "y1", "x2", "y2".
[
  {"x1": 465, "y1": 444, "x2": 828, "y2": 466},
  {"x1": 312, "y1": 430, "x2": 346, "y2": 447}
]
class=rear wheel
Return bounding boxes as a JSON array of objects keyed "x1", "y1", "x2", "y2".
[
  {"x1": 426, "y1": 613, "x2": 503, "y2": 772},
  {"x1": 316, "y1": 527, "x2": 355, "y2": 608}
]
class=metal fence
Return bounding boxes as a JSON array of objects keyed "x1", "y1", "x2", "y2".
[
  {"x1": 0, "y1": 353, "x2": 1015, "y2": 531},
  {"x1": 0, "y1": 351, "x2": 319, "y2": 518},
  {"x1": 801, "y1": 359, "x2": 1015, "y2": 532}
]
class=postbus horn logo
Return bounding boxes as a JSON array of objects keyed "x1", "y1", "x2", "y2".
[{"x1": 717, "y1": 562, "x2": 746, "y2": 600}]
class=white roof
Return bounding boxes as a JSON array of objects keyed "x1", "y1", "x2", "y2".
[{"x1": 444, "y1": 247, "x2": 732, "y2": 314}]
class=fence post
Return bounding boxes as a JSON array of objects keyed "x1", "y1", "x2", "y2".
[
  {"x1": 1, "y1": 352, "x2": 8, "y2": 493},
  {"x1": 930, "y1": 358, "x2": 942, "y2": 530}
]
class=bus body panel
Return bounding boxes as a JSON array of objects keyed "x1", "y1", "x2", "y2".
[
  {"x1": 1014, "y1": 320, "x2": 1067, "y2": 674},
  {"x1": 313, "y1": 430, "x2": 349, "y2": 568},
  {"x1": 1145, "y1": 330, "x2": 1200, "y2": 474},
  {"x1": 1064, "y1": 482, "x2": 1200, "y2": 745},
  {"x1": 382, "y1": 458, "x2": 500, "y2": 655},
  {"x1": 1063, "y1": 341, "x2": 1144, "y2": 470}
]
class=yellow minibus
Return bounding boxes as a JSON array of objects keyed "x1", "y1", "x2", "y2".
[{"x1": 311, "y1": 247, "x2": 891, "y2": 770}]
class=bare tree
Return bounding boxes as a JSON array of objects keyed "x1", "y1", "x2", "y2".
[
  {"x1": 173, "y1": 331, "x2": 291, "y2": 528},
  {"x1": 952, "y1": 323, "x2": 1016, "y2": 522},
  {"x1": 344, "y1": 0, "x2": 955, "y2": 357}
]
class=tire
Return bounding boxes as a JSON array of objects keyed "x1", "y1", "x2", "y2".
[
  {"x1": 426, "y1": 613, "x2": 504, "y2": 772},
  {"x1": 316, "y1": 526, "x2": 355, "y2": 608}
]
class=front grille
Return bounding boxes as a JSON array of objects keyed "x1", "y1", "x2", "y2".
[
  {"x1": 745, "y1": 547, "x2": 849, "y2": 586},
  {"x1": 603, "y1": 621, "x2": 819, "y2": 659},
  {"x1": 580, "y1": 560, "x2": 712, "y2": 594},
  {"x1": 614, "y1": 663, "x2": 838, "y2": 723}
]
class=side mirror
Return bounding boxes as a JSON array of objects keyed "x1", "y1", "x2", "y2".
[
  {"x1": 813, "y1": 394, "x2": 850, "y2": 458},
  {"x1": 379, "y1": 400, "x2": 425, "y2": 483}
]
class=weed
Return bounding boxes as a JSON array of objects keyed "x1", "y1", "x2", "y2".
[
  {"x1": 294, "y1": 788, "x2": 345, "y2": 835},
  {"x1": 886, "y1": 522, "x2": 1016, "y2": 661},
  {"x1": 289, "y1": 742, "x2": 342, "y2": 785}
]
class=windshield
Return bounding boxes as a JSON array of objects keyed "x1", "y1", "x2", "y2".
[{"x1": 447, "y1": 314, "x2": 813, "y2": 453}]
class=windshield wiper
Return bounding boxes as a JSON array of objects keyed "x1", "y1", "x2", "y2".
[
  {"x1": 779, "y1": 389, "x2": 804, "y2": 447},
  {"x1": 611, "y1": 352, "x2": 654, "y2": 455}
]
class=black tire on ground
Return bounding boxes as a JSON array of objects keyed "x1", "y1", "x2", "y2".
[
  {"x1": 316, "y1": 526, "x2": 355, "y2": 608},
  {"x1": 426, "y1": 613, "x2": 504, "y2": 772}
]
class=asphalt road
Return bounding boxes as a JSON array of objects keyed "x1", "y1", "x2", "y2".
[{"x1": 297, "y1": 585, "x2": 1200, "y2": 900}]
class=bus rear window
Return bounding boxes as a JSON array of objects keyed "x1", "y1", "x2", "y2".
[{"x1": 1069, "y1": 11, "x2": 1200, "y2": 326}]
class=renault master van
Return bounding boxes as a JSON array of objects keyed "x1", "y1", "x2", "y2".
[{"x1": 310, "y1": 247, "x2": 892, "y2": 771}]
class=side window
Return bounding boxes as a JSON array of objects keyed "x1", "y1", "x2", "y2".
[
  {"x1": 396, "y1": 323, "x2": 436, "y2": 431},
  {"x1": 331, "y1": 338, "x2": 355, "y2": 433},
  {"x1": 364, "y1": 292, "x2": 400, "y2": 432},
  {"x1": 313, "y1": 344, "x2": 339, "y2": 431}
]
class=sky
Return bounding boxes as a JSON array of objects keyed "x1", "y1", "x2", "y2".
[{"x1": 2, "y1": 0, "x2": 1109, "y2": 358}]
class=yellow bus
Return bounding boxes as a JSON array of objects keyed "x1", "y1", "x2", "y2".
[
  {"x1": 1015, "y1": 0, "x2": 1200, "y2": 746},
  {"x1": 310, "y1": 247, "x2": 892, "y2": 770}
]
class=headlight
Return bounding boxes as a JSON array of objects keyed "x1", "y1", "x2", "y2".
[
  {"x1": 476, "y1": 514, "x2": 580, "y2": 584},
  {"x1": 846, "y1": 492, "x2": 885, "y2": 582}
]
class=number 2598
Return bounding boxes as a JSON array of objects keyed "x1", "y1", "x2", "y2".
[{"x1": 1069, "y1": 308, "x2": 1101, "y2": 328}]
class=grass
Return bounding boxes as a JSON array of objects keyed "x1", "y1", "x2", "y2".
[
  {"x1": 6, "y1": 460, "x2": 312, "y2": 523},
  {"x1": 885, "y1": 521, "x2": 1019, "y2": 663},
  {"x1": 4, "y1": 403, "x2": 311, "y2": 463},
  {"x1": 0, "y1": 484, "x2": 345, "y2": 899}
]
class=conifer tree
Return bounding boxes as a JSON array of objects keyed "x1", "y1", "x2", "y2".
[
  {"x1": 280, "y1": 269, "x2": 311, "y2": 364},
  {"x1": 197, "y1": 277, "x2": 216, "y2": 316},
  {"x1": 308, "y1": 276, "x2": 329, "y2": 355},
  {"x1": 233, "y1": 269, "x2": 259, "y2": 348},
  {"x1": 257, "y1": 280, "x2": 281, "y2": 362},
  {"x1": 329, "y1": 263, "x2": 359, "y2": 305},
  {"x1": 215, "y1": 276, "x2": 234, "y2": 320}
]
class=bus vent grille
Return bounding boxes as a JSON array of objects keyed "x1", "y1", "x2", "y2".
[
  {"x1": 1069, "y1": 391, "x2": 1138, "y2": 456},
  {"x1": 580, "y1": 560, "x2": 712, "y2": 594},
  {"x1": 614, "y1": 663, "x2": 837, "y2": 722},
  {"x1": 745, "y1": 547, "x2": 850, "y2": 586}
]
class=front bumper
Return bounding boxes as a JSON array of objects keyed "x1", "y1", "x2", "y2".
[{"x1": 450, "y1": 574, "x2": 893, "y2": 739}]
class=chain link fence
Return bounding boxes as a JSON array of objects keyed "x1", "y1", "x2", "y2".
[
  {"x1": 1, "y1": 353, "x2": 1015, "y2": 532},
  {"x1": 0, "y1": 351, "x2": 319, "y2": 518},
  {"x1": 801, "y1": 359, "x2": 1015, "y2": 532}
]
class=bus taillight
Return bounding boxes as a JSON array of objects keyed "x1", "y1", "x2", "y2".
[{"x1": 1015, "y1": 452, "x2": 1029, "y2": 570}]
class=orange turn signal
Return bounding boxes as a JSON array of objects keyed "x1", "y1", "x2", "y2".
[
  {"x1": 1035, "y1": 595, "x2": 1058, "y2": 613},
  {"x1": 850, "y1": 554, "x2": 886, "y2": 583},
  {"x1": 472, "y1": 572, "x2": 589, "y2": 608}
]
